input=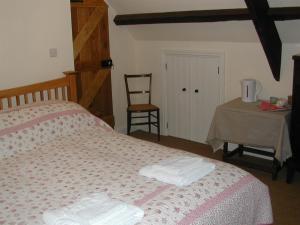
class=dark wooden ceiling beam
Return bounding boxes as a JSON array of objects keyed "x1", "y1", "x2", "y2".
[
  {"x1": 269, "y1": 7, "x2": 300, "y2": 21},
  {"x1": 114, "y1": 9, "x2": 251, "y2": 25},
  {"x1": 113, "y1": 6, "x2": 299, "y2": 81},
  {"x1": 245, "y1": 0, "x2": 282, "y2": 81},
  {"x1": 114, "y1": 7, "x2": 300, "y2": 26}
]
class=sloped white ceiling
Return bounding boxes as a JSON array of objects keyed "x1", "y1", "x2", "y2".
[
  {"x1": 270, "y1": 0, "x2": 300, "y2": 43},
  {"x1": 268, "y1": 0, "x2": 300, "y2": 7},
  {"x1": 107, "y1": 0, "x2": 300, "y2": 43},
  {"x1": 107, "y1": 0, "x2": 246, "y2": 14},
  {"x1": 126, "y1": 22, "x2": 259, "y2": 42}
]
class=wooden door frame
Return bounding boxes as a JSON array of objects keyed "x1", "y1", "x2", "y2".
[{"x1": 161, "y1": 49, "x2": 225, "y2": 136}]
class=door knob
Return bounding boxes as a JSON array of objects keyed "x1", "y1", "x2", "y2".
[
  {"x1": 182, "y1": 88, "x2": 186, "y2": 92},
  {"x1": 101, "y1": 59, "x2": 113, "y2": 68},
  {"x1": 195, "y1": 89, "x2": 199, "y2": 93}
]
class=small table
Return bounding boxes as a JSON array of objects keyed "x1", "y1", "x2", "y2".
[{"x1": 207, "y1": 98, "x2": 292, "y2": 179}]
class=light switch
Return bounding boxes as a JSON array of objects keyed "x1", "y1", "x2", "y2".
[{"x1": 49, "y1": 48, "x2": 58, "y2": 58}]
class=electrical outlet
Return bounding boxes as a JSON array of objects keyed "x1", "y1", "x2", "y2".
[{"x1": 49, "y1": 48, "x2": 58, "y2": 58}]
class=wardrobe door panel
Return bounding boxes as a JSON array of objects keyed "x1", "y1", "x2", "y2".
[
  {"x1": 166, "y1": 52, "x2": 222, "y2": 143},
  {"x1": 167, "y1": 54, "x2": 191, "y2": 140},
  {"x1": 190, "y1": 56, "x2": 220, "y2": 143}
]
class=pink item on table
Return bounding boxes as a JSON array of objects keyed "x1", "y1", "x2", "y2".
[{"x1": 259, "y1": 100, "x2": 289, "y2": 111}]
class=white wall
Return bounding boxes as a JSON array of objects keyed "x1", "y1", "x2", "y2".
[
  {"x1": 134, "y1": 41, "x2": 300, "y2": 134},
  {"x1": 0, "y1": 0, "x2": 135, "y2": 132},
  {"x1": 0, "y1": 0, "x2": 74, "y2": 89},
  {"x1": 108, "y1": 6, "x2": 137, "y2": 132}
]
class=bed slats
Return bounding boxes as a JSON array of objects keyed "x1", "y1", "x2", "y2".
[
  {"x1": 62, "y1": 87, "x2": 67, "y2": 101},
  {"x1": 7, "y1": 98, "x2": 12, "y2": 108},
  {"x1": 24, "y1": 94, "x2": 29, "y2": 104},
  {"x1": 55, "y1": 88, "x2": 59, "y2": 100},
  {"x1": 32, "y1": 93, "x2": 36, "y2": 102},
  {"x1": 16, "y1": 96, "x2": 20, "y2": 106},
  {"x1": 47, "y1": 90, "x2": 51, "y2": 100},
  {"x1": 40, "y1": 91, "x2": 44, "y2": 101},
  {"x1": 0, "y1": 72, "x2": 78, "y2": 110}
]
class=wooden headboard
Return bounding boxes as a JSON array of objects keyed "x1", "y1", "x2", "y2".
[{"x1": 0, "y1": 71, "x2": 78, "y2": 110}]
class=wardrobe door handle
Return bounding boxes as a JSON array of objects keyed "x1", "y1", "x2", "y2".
[
  {"x1": 182, "y1": 88, "x2": 186, "y2": 92},
  {"x1": 195, "y1": 89, "x2": 199, "y2": 93}
]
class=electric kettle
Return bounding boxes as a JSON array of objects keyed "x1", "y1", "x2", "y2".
[{"x1": 241, "y1": 79, "x2": 262, "y2": 103}]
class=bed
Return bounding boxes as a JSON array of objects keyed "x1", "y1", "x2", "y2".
[{"x1": 0, "y1": 73, "x2": 273, "y2": 225}]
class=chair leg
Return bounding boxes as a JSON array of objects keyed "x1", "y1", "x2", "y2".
[
  {"x1": 157, "y1": 109, "x2": 160, "y2": 141},
  {"x1": 127, "y1": 111, "x2": 131, "y2": 135},
  {"x1": 148, "y1": 111, "x2": 151, "y2": 133}
]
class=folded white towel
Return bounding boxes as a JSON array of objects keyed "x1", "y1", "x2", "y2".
[
  {"x1": 139, "y1": 157, "x2": 215, "y2": 186},
  {"x1": 152, "y1": 156, "x2": 204, "y2": 176},
  {"x1": 43, "y1": 193, "x2": 144, "y2": 225},
  {"x1": 97, "y1": 204, "x2": 144, "y2": 225},
  {"x1": 70, "y1": 193, "x2": 110, "y2": 213},
  {"x1": 77, "y1": 200, "x2": 127, "y2": 225},
  {"x1": 43, "y1": 210, "x2": 84, "y2": 225}
]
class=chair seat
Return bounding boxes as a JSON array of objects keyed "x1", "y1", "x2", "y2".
[{"x1": 127, "y1": 104, "x2": 159, "y2": 112}]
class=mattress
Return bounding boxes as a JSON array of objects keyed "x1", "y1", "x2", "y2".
[{"x1": 0, "y1": 101, "x2": 273, "y2": 225}]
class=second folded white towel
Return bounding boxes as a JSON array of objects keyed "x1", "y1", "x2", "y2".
[
  {"x1": 139, "y1": 156, "x2": 215, "y2": 186},
  {"x1": 43, "y1": 193, "x2": 144, "y2": 225}
]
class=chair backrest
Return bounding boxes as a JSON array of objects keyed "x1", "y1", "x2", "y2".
[{"x1": 124, "y1": 73, "x2": 152, "y2": 106}]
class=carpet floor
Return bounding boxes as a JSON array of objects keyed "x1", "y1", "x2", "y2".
[{"x1": 131, "y1": 130, "x2": 300, "y2": 225}]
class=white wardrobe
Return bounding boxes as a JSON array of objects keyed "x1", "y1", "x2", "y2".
[{"x1": 164, "y1": 51, "x2": 224, "y2": 143}]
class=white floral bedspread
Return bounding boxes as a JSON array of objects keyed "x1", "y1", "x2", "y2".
[{"x1": 0, "y1": 101, "x2": 273, "y2": 225}]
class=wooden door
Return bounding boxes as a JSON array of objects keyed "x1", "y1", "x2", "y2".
[
  {"x1": 71, "y1": 0, "x2": 114, "y2": 127},
  {"x1": 166, "y1": 52, "x2": 222, "y2": 143}
]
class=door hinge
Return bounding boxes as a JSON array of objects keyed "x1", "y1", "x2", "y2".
[
  {"x1": 217, "y1": 66, "x2": 220, "y2": 75},
  {"x1": 165, "y1": 63, "x2": 168, "y2": 70}
]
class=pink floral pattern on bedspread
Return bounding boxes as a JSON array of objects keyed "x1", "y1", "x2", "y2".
[
  {"x1": 0, "y1": 102, "x2": 273, "y2": 225},
  {"x1": 0, "y1": 101, "x2": 111, "y2": 157}
]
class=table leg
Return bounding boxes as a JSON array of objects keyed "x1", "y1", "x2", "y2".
[
  {"x1": 272, "y1": 158, "x2": 281, "y2": 180},
  {"x1": 286, "y1": 158, "x2": 295, "y2": 184},
  {"x1": 223, "y1": 142, "x2": 229, "y2": 161},
  {"x1": 238, "y1": 144, "x2": 244, "y2": 157}
]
